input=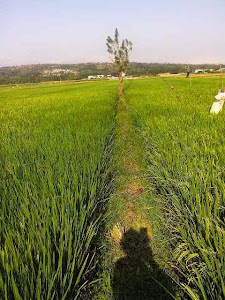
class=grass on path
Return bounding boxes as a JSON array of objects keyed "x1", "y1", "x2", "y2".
[{"x1": 107, "y1": 85, "x2": 175, "y2": 300}]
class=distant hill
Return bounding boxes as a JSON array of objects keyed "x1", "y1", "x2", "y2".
[{"x1": 0, "y1": 62, "x2": 223, "y2": 85}]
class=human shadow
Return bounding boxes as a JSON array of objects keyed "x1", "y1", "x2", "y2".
[{"x1": 112, "y1": 228, "x2": 175, "y2": 300}]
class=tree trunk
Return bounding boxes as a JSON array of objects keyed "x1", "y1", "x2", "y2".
[{"x1": 119, "y1": 72, "x2": 123, "y2": 97}]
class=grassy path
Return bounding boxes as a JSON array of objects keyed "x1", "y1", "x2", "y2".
[{"x1": 108, "y1": 94, "x2": 175, "y2": 299}]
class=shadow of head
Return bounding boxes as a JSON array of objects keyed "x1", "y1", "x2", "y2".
[{"x1": 120, "y1": 228, "x2": 153, "y2": 263}]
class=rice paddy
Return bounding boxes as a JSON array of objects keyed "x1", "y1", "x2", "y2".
[
  {"x1": 125, "y1": 77, "x2": 225, "y2": 299},
  {"x1": 0, "y1": 77, "x2": 225, "y2": 299},
  {"x1": 0, "y1": 82, "x2": 117, "y2": 299}
]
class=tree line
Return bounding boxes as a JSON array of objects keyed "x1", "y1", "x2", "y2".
[{"x1": 0, "y1": 62, "x2": 223, "y2": 85}]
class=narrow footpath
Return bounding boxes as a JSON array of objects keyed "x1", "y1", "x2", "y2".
[{"x1": 108, "y1": 95, "x2": 175, "y2": 300}]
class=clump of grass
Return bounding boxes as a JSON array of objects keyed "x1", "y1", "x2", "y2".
[
  {"x1": 126, "y1": 77, "x2": 225, "y2": 299},
  {"x1": 0, "y1": 81, "x2": 117, "y2": 299}
]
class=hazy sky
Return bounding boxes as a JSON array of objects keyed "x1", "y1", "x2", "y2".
[{"x1": 1, "y1": 0, "x2": 225, "y2": 67}]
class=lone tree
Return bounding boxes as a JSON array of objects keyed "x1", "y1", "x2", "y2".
[
  {"x1": 185, "y1": 65, "x2": 191, "y2": 78},
  {"x1": 106, "y1": 29, "x2": 132, "y2": 96}
]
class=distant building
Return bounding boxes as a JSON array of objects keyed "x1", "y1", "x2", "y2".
[
  {"x1": 88, "y1": 75, "x2": 104, "y2": 80},
  {"x1": 88, "y1": 75, "x2": 96, "y2": 80},
  {"x1": 194, "y1": 69, "x2": 205, "y2": 74},
  {"x1": 96, "y1": 75, "x2": 104, "y2": 79}
]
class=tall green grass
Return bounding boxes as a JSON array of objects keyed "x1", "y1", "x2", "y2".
[
  {"x1": 125, "y1": 78, "x2": 225, "y2": 299},
  {"x1": 0, "y1": 82, "x2": 117, "y2": 299}
]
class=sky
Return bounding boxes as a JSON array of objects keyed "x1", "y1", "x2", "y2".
[{"x1": 1, "y1": 0, "x2": 225, "y2": 67}]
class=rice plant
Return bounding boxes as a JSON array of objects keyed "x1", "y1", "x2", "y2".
[
  {"x1": 125, "y1": 77, "x2": 225, "y2": 299},
  {"x1": 0, "y1": 81, "x2": 117, "y2": 299}
]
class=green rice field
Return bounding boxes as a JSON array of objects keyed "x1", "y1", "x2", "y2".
[
  {"x1": 125, "y1": 77, "x2": 225, "y2": 299},
  {"x1": 0, "y1": 77, "x2": 225, "y2": 299},
  {"x1": 0, "y1": 82, "x2": 117, "y2": 299}
]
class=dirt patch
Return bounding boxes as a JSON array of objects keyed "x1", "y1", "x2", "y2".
[
  {"x1": 130, "y1": 187, "x2": 144, "y2": 197},
  {"x1": 128, "y1": 160, "x2": 140, "y2": 171}
]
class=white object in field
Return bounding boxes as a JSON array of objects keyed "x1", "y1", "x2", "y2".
[
  {"x1": 214, "y1": 91, "x2": 225, "y2": 101},
  {"x1": 210, "y1": 100, "x2": 224, "y2": 114},
  {"x1": 210, "y1": 91, "x2": 225, "y2": 114}
]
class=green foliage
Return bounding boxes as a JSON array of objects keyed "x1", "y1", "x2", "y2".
[
  {"x1": 0, "y1": 81, "x2": 117, "y2": 299},
  {"x1": 126, "y1": 77, "x2": 225, "y2": 299},
  {"x1": 106, "y1": 29, "x2": 132, "y2": 74}
]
